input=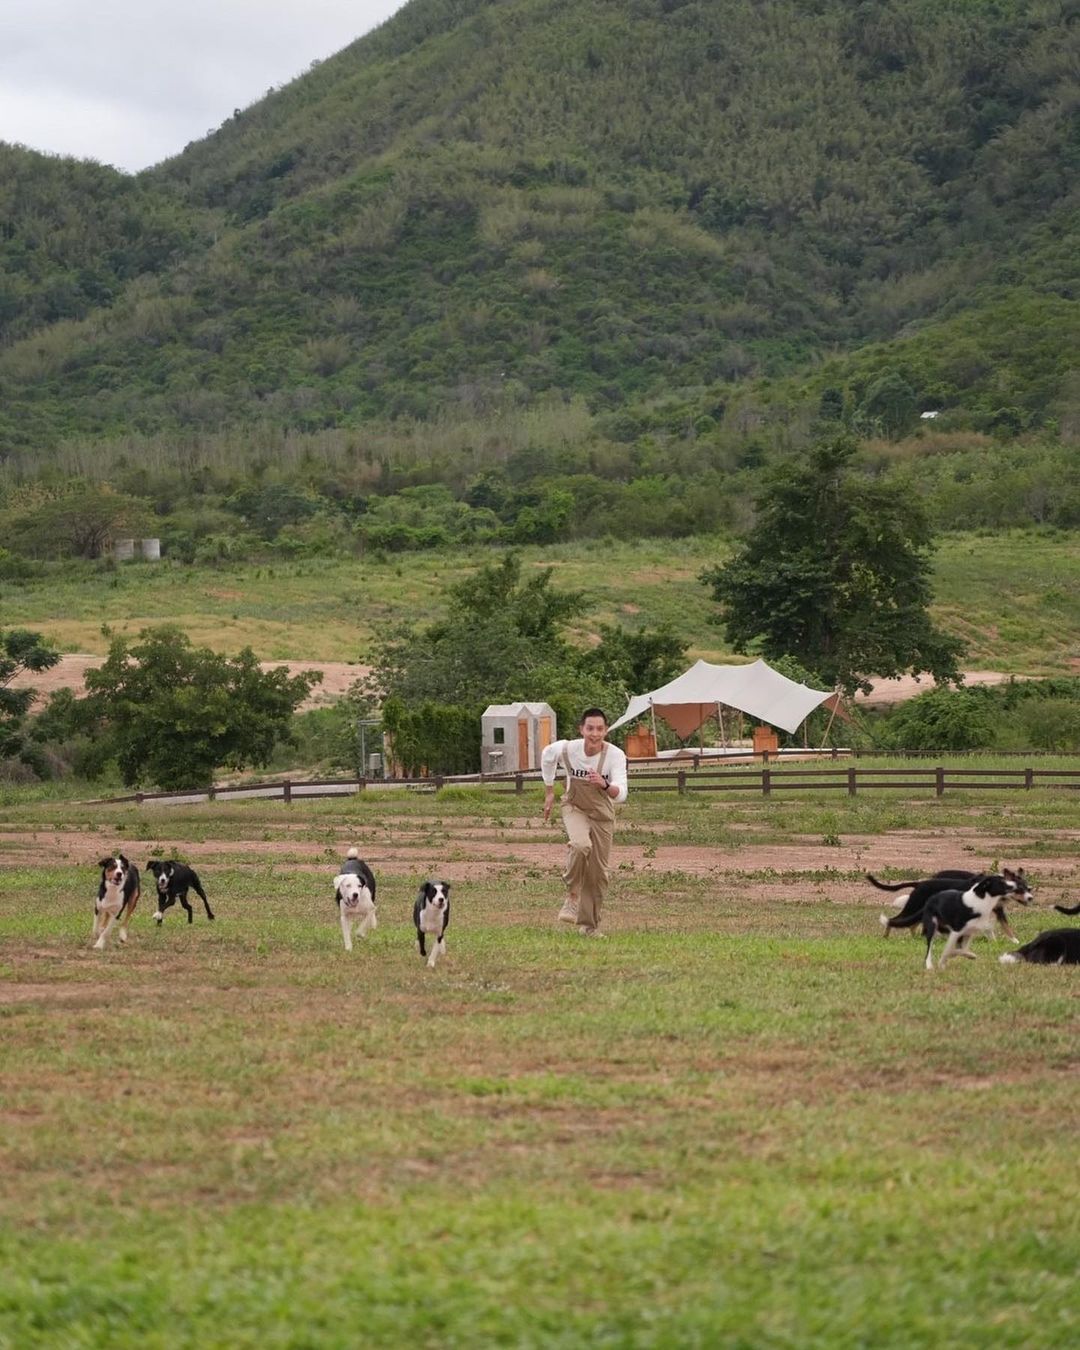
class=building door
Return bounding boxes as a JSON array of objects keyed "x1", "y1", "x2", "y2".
[
  {"x1": 517, "y1": 718, "x2": 531, "y2": 770},
  {"x1": 538, "y1": 715, "x2": 553, "y2": 755}
]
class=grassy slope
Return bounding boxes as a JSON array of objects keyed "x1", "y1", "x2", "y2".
[
  {"x1": 0, "y1": 789, "x2": 1077, "y2": 1346},
  {"x1": 2, "y1": 531, "x2": 1078, "y2": 674},
  {"x1": 2, "y1": 0, "x2": 1078, "y2": 451}
]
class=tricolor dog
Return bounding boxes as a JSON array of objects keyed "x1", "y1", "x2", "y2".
[
  {"x1": 871, "y1": 867, "x2": 1032, "y2": 942},
  {"x1": 414, "y1": 880, "x2": 451, "y2": 969},
  {"x1": 1000, "y1": 928, "x2": 1080, "y2": 966},
  {"x1": 92, "y1": 854, "x2": 140, "y2": 949},
  {"x1": 145, "y1": 860, "x2": 214, "y2": 926},
  {"x1": 919, "y1": 874, "x2": 1013, "y2": 970},
  {"x1": 334, "y1": 848, "x2": 377, "y2": 952}
]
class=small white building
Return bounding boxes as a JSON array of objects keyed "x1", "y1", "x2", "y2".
[{"x1": 481, "y1": 702, "x2": 556, "y2": 774}]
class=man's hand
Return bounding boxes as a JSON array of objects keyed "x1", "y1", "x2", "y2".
[
  {"x1": 543, "y1": 787, "x2": 555, "y2": 823},
  {"x1": 585, "y1": 771, "x2": 607, "y2": 788}
]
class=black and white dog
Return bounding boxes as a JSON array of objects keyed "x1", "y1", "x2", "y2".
[
  {"x1": 145, "y1": 860, "x2": 214, "y2": 925},
  {"x1": 872, "y1": 867, "x2": 1033, "y2": 942},
  {"x1": 334, "y1": 847, "x2": 377, "y2": 952},
  {"x1": 1000, "y1": 928, "x2": 1080, "y2": 966},
  {"x1": 920, "y1": 874, "x2": 1014, "y2": 970},
  {"x1": 414, "y1": 880, "x2": 451, "y2": 969},
  {"x1": 92, "y1": 854, "x2": 140, "y2": 949}
]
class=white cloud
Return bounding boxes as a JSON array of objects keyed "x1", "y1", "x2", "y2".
[{"x1": 0, "y1": 1, "x2": 405, "y2": 172}]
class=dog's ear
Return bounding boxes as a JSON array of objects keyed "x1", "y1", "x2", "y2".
[
  {"x1": 118, "y1": 854, "x2": 130, "y2": 868},
  {"x1": 442, "y1": 882, "x2": 451, "y2": 898},
  {"x1": 97, "y1": 857, "x2": 113, "y2": 869},
  {"x1": 332, "y1": 875, "x2": 349, "y2": 892}
]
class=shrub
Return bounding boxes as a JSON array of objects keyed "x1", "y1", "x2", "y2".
[
  {"x1": 878, "y1": 686, "x2": 997, "y2": 754},
  {"x1": 1016, "y1": 698, "x2": 1080, "y2": 753}
]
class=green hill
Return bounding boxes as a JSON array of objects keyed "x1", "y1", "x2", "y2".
[{"x1": 1, "y1": 0, "x2": 1078, "y2": 463}]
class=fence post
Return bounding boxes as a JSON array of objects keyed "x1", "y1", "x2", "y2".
[
  {"x1": 515, "y1": 773, "x2": 524, "y2": 795},
  {"x1": 847, "y1": 766, "x2": 856, "y2": 797},
  {"x1": 357, "y1": 777, "x2": 366, "y2": 793},
  {"x1": 434, "y1": 776, "x2": 445, "y2": 791},
  {"x1": 207, "y1": 785, "x2": 216, "y2": 802},
  {"x1": 136, "y1": 791, "x2": 144, "y2": 805},
  {"x1": 935, "y1": 766, "x2": 944, "y2": 798},
  {"x1": 283, "y1": 779, "x2": 292, "y2": 804},
  {"x1": 831, "y1": 746, "x2": 838, "y2": 761},
  {"x1": 762, "y1": 768, "x2": 771, "y2": 797},
  {"x1": 677, "y1": 771, "x2": 687, "y2": 796},
  {"x1": 1024, "y1": 767, "x2": 1033, "y2": 790}
]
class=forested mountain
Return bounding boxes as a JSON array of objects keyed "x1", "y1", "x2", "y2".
[{"x1": 1, "y1": 0, "x2": 1078, "y2": 468}]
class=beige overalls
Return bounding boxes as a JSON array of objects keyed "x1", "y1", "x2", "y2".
[{"x1": 560, "y1": 742, "x2": 618, "y2": 932}]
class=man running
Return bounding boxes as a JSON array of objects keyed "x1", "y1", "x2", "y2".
[{"x1": 541, "y1": 707, "x2": 628, "y2": 938}]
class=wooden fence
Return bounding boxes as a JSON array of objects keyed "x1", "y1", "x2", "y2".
[{"x1": 99, "y1": 760, "x2": 1080, "y2": 807}]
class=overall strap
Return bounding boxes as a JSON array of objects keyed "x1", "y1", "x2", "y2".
[{"x1": 596, "y1": 743, "x2": 609, "y2": 775}]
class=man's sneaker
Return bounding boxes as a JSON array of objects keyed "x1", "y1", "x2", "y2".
[
  {"x1": 577, "y1": 926, "x2": 606, "y2": 939},
  {"x1": 557, "y1": 900, "x2": 578, "y2": 924}
]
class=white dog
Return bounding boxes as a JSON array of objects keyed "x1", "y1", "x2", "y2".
[{"x1": 334, "y1": 865, "x2": 377, "y2": 952}]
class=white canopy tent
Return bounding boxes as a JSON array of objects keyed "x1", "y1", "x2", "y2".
[{"x1": 609, "y1": 658, "x2": 840, "y2": 741}]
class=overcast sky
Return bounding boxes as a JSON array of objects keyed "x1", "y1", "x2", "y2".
[{"x1": 0, "y1": 1, "x2": 406, "y2": 174}]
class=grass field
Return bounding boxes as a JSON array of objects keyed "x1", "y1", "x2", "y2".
[
  {"x1": 2, "y1": 530, "x2": 1079, "y2": 672},
  {"x1": 2, "y1": 784, "x2": 1078, "y2": 1347}
]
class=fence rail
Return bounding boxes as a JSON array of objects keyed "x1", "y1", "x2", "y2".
[{"x1": 96, "y1": 760, "x2": 1080, "y2": 807}]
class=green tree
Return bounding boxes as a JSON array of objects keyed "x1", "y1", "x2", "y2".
[
  {"x1": 578, "y1": 623, "x2": 687, "y2": 699},
  {"x1": 0, "y1": 484, "x2": 150, "y2": 560},
  {"x1": 1, "y1": 628, "x2": 60, "y2": 770},
  {"x1": 83, "y1": 626, "x2": 320, "y2": 789},
  {"x1": 700, "y1": 434, "x2": 965, "y2": 695}
]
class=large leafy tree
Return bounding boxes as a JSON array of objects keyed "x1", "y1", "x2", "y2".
[
  {"x1": 83, "y1": 626, "x2": 320, "y2": 789},
  {"x1": 1, "y1": 628, "x2": 60, "y2": 769},
  {"x1": 700, "y1": 434, "x2": 964, "y2": 695},
  {"x1": 360, "y1": 553, "x2": 687, "y2": 770}
]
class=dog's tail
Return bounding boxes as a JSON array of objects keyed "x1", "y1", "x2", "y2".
[
  {"x1": 347, "y1": 847, "x2": 359, "y2": 859},
  {"x1": 999, "y1": 951, "x2": 1020, "y2": 965},
  {"x1": 885, "y1": 908, "x2": 923, "y2": 930},
  {"x1": 1053, "y1": 900, "x2": 1080, "y2": 916},
  {"x1": 866, "y1": 873, "x2": 915, "y2": 893}
]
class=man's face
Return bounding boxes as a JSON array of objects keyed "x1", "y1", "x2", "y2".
[{"x1": 580, "y1": 716, "x2": 607, "y2": 749}]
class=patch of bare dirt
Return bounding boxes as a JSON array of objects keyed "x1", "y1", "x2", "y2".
[
  {"x1": 8, "y1": 655, "x2": 370, "y2": 712},
  {"x1": 854, "y1": 671, "x2": 1021, "y2": 705},
  {"x1": 2, "y1": 828, "x2": 1078, "y2": 903}
]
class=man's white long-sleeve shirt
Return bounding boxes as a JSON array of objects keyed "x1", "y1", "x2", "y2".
[{"x1": 540, "y1": 738, "x2": 628, "y2": 805}]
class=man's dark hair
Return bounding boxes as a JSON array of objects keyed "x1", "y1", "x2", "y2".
[{"x1": 578, "y1": 707, "x2": 609, "y2": 727}]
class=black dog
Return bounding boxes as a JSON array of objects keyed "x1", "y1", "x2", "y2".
[
  {"x1": 872, "y1": 867, "x2": 1032, "y2": 941},
  {"x1": 145, "y1": 860, "x2": 214, "y2": 925},
  {"x1": 414, "y1": 880, "x2": 451, "y2": 969},
  {"x1": 920, "y1": 874, "x2": 1013, "y2": 970},
  {"x1": 1000, "y1": 928, "x2": 1080, "y2": 965}
]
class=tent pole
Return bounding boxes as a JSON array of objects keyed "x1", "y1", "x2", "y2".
[
  {"x1": 716, "y1": 701, "x2": 725, "y2": 748},
  {"x1": 650, "y1": 701, "x2": 658, "y2": 757},
  {"x1": 819, "y1": 690, "x2": 841, "y2": 748}
]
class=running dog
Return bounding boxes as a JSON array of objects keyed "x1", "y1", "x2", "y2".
[
  {"x1": 413, "y1": 880, "x2": 451, "y2": 969},
  {"x1": 145, "y1": 860, "x2": 214, "y2": 925},
  {"x1": 1000, "y1": 928, "x2": 1080, "y2": 966},
  {"x1": 920, "y1": 874, "x2": 1014, "y2": 970},
  {"x1": 871, "y1": 867, "x2": 1032, "y2": 941},
  {"x1": 334, "y1": 847, "x2": 377, "y2": 952},
  {"x1": 92, "y1": 854, "x2": 140, "y2": 949}
]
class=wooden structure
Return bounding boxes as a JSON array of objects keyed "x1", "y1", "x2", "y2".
[{"x1": 481, "y1": 702, "x2": 556, "y2": 773}]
